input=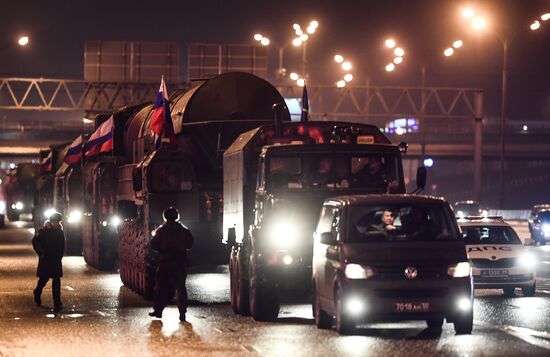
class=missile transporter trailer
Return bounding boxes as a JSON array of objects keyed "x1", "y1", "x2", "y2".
[
  {"x1": 224, "y1": 111, "x2": 410, "y2": 321},
  {"x1": 116, "y1": 72, "x2": 287, "y2": 298},
  {"x1": 4, "y1": 163, "x2": 38, "y2": 222}
]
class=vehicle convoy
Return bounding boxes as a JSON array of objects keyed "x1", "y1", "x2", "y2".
[
  {"x1": 312, "y1": 195, "x2": 473, "y2": 335},
  {"x1": 33, "y1": 144, "x2": 69, "y2": 231},
  {"x1": 4, "y1": 163, "x2": 38, "y2": 222},
  {"x1": 53, "y1": 151, "x2": 86, "y2": 255},
  {"x1": 460, "y1": 216, "x2": 537, "y2": 296},
  {"x1": 112, "y1": 72, "x2": 285, "y2": 297},
  {"x1": 224, "y1": 111, "x2": 420, "y2": 321}
]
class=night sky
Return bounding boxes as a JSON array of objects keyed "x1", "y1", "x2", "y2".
[{"x1": 1, "y1": 0, "x2": 549, "y2": 120}]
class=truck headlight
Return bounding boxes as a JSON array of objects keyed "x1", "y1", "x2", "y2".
[
  {"x1": 44, "y1": 208, "x2": 56, "y2": 218},
  {"x1": 447, "y1": 262, "x2": 471, "y2": 278},
  {"x1": 15, "y1": 201, "x2": 24, "y2": 210},
  {"x1": 0, "y1": 201, "x2": 6, "y2": 214},
  {"x1": 518, "y1": 253, "x2": 536, "y2": 270},
  {"x1": 542, "y1": 224, "x2": 550, "y2": 237},
  {"x1": 67, "y1": 210, "x2": 82, "y2": 224},
  {"x1": 269, "y1": 220, "x2": 300, "y2": 248},
  {"x1": 344, "y1": 264, "x2": 375, "y2": 279}
]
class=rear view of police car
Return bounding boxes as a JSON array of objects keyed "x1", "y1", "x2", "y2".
[{"x1": 459, "y1": 217, "x2": 537, "y2": 296}]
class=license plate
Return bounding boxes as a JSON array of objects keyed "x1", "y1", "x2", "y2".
[
  {"x1": 394, "y1": 302, "x2": 430, "y2": 312},
  {"x1": 481, "y1": 269, "x2": 509, "y2": 277}
]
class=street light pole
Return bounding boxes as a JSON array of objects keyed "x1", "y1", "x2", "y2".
[{"x1": 498, "y1": 38, "x2": 509, "y2": 208}]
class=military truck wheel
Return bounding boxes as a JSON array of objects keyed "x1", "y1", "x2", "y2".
[
  {"x1": 230, "y1": 251, "x2": 250, "y2": 315},
  {"x1": 503, "y1": 287, "x2": 516, "y2": 296},
  {"x1": 522, "y1": 282, "x2": 536, "y2": 297},
  {"x1": 426, "y1": 317, "x2": 444, "y2": 329},
  {"x1": 249, "y1": 259, "x2": 279, "y2": 321},
  {"x1": 313, "y1": 284, "x2": 332, "y2": 329},
  {"x1": 335, "y1": 288, "x2": 356, "y2": 335}
]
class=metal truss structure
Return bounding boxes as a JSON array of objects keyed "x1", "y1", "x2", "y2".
[
  {"x1": 278, "y1": 84, "x2": 483, "y2": 120},
  {"x1": 0, "y1": 77, "x2": 160, "y2": 113}
]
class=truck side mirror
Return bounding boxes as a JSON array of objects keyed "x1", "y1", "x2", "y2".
[
  {"x1": 132, "y1": 168, "x2": 142, "y2": 192},
  {"x1": 319, "y1": 232, "x2": 336, "y2": 245},
  {"x1": 416, "y1": 166, "x2": 427, "y2": 190}
]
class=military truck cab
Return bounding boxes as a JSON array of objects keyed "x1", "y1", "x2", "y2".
[{"x1": 224, "y1": 121, "x2": 407, "y2": 321}]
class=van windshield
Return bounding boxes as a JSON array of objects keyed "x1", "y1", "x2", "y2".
[{"x1": 348, "y1": 204, "x2": 458, "y2": 242}]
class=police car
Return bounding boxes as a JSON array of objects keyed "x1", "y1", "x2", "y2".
[{"x1": 459, "y1": 216, "x2": 537, "y2": 297}]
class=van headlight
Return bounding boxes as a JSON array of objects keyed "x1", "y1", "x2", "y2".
[
  {"x1": 67, "y1": 210, "x2": 82, "y2": 224},
  {"x1": 447, "y1": 262, "x2": 471, "y2": 278},
  {"x1": 345, "y1": 264, "x2": 375, "y2": 279},
  {"x1": 518, "y1": 253, "x2": 536, "y2": 270},
  {"x1": 15, "y1": 201, "x2": 24, "y2": 210},
  {"x1": 268, "y1": 220, "x2": 300, "y2": 248}
]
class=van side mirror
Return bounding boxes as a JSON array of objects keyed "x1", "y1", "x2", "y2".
[
  {"x1": 319, "y1": 232, "x2": 336, "y2": 245},
  {"x1": 524, "y1": 238, "x2": 536, "y2": 246},
  {"x1": 132, "y1": 168, "x2": 142, "y2": 192}
]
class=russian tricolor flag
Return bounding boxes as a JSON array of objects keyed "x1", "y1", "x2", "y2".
[
  {"x1": 149, "y1": 76, "x2": 176, "y2": 149},
  {"x1": 85, "y1": 116, "x2": 114, "y2": 157},
  {"x1": 39, "y1": 151, "x2": 52, "y2": 174},
  {"x1": 64, "y1": 135, "x2": 83, "y2": 165}
]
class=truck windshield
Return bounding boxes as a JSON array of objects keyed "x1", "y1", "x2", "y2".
[
  {"x1": 151, "y1": 162, "x2": 193, "y2": 192},
  {"x1": 267, "y1": 153, "x2": 400, "y2": 192},
  {"x1": 348, "y1": 204, "x2": 458, "y2": 242},
  {"x1": 462, "y1": 226, "x2": 522, "y2": 245}
]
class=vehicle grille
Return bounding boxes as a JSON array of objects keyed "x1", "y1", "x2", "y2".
[
  {"x1": 471, "y1": 258, "x2": 516, "y2": 268},
  {"x1": 374, "y1": 288, "x2": 449, "y2": 298},
  {"x1": 374, "y1": 265, "x2": 448, "y2": 280}
]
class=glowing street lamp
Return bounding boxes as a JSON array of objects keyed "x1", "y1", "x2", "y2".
[
  {"x1": 472, "y1": 17, "x2": 487, "y2": 30},
  {"x1": 296, "y1": 78, "x2": 305, "y2": 87},
  {"x1": 453, "y1": 40, "x2": 463, "y2": 48},
  {"x1": 385, "y1": 38, "x2": 396, "y2": 48},
  {"x1": 542, "y1": 13, "x2": 550, "y2": 21},
  {"x1": 292, "y1": 38, "x2": 302, "y2": 47},
  {"x1": 462, "y1": 8, "x2": 475, "y2": 19},
  {"x1": 334, "y1": 54, "x2": 344, "y2": 63},
  {"x1": 393, "y1": 56, "x2": 403, "y2": 64},
  {"x1": 336, "y1": 80, "x2": 346, "y2": 88},
  {"x1": 393, "y1": 47, "x2": 405, "y2": 57},
  {"x1": 260, "y1": 37, "x2": 270, "y2": 46},
  {"x1": 342, "y1": 61, "x2": 352, "y2": 71},
  {"x1": 18, "y1": 36, "x2": 29, "y2": 46},
  {"x1": 344, "y1": 73, "x2": 353, "y2": 82},
  {"x1": 530, "y1": 20, "x2": 541, "y2": 31},
  {"x1": 444, "y1": 47, "x2": 454, "y2": 56},
  {"x1": 385, "y1": 63, "x2": 395, "y2": 72},
  {"x1": 289, "y1": 72, "x2": 299, "y2": 81}
]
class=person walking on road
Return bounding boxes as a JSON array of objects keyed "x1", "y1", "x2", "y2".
[
  {"x1": 32, "y1": 212, "x2": 65, "y2": 309},
  {"x1": 149, "y1": 207, "x2": 194, "y2": 322}
]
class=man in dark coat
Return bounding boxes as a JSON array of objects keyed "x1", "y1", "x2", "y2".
[
  {"x1": 149, "y1": 207, "x2": 194, "y2": 321},
  {"x1": 32, "y1": 212, "x2": 65, "y2": 308}
]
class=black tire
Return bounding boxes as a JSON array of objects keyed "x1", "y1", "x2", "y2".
[
  {"x1": 230, "y1": 251, "x2": 250, "y2": 315},
  {"x1": 503, "y1": 287, "x2": 516, "y2": 296},
  {"x1": 454, "y1": 311, "x2": 473, "y2": 335},
  {"x1": 522, "y1": 283, "x2": 536, "y2": 297},
  {"x1": 249, "y1": 258, "x2": 279, "y2": 321},
  {"x1": 426, "y1": 317, "x2": 444, "y2": 329},
  {"x1": 0, "y1": 215, "x2": 5, "y2": 228},
  {"x1": 335, "y1": 288, "x2": 356, "y2": 335},
  {"x1": 313, "y1": 285, "x2": 332, "y2": 329}
]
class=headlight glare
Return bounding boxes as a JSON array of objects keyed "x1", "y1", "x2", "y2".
[
  {"x1": 15, "y1": 201, "x2": 24, "y2": 210},
  {"x1": 448, "y1": 262, "x2": 471, "y2": 278},
  {"x1": 518, "y1": 253, "x2": 536, "y2": 269},
  {"x1": 44, "y1": 208, "x2": 56, "y2": 218},
  {"x1": 110, "y1": 215, "x2": 121, "y2": 227},
  {"x1": 542, "y1": 224, "x2": 550, "y2": 236},
  {"x1": 345, "y1": 263, "x2": 374, "y2": 279},
  {"x1": 67, "y1": 210, "x2": 82, "y2": 224},
  {"x1": 269, "y1": 220, "x2": 300, "y2": 248}
]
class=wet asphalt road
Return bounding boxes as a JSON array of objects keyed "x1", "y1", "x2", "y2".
[{"x1": 1, "y1": 221, "x2": 550, "y2": 356}]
